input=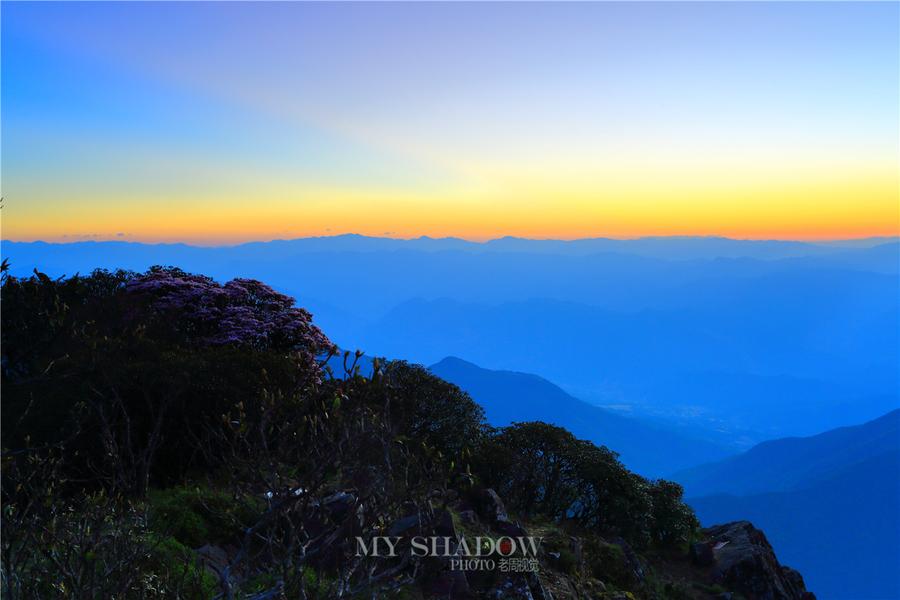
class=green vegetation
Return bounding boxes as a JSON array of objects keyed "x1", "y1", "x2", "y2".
[{"x1": 2, "y1": 267, "x2": 708, "y2": 599}]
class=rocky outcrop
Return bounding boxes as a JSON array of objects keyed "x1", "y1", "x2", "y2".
[
  {"x1": 472, "y1": 488, "x2": 510, "y2": 523},
  {"x1": 705, "y1": 521, "x2": 815, "y2": 600},
  {"x1": 189, "y1": 487, "x2": 816, "y2": 600},
  {"x1": 376, "y1": 496, "x2": 816, "y2": 600}
]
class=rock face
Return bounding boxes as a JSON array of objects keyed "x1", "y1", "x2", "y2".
[
  {"x1": 473, "y1": 488, "x2": 509, "y2": 523},
  {"x1": 244, "y1": 487, "x2": 816, "y2": 600},
  {"x1": 705, "y1": 521, "x2": 815, "y2": 600}
]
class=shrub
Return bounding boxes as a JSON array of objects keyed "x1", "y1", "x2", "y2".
[
  {"x1": 147, "y1": 486, "x2": 256, "y2": 548},
  {"x1": 475, "y1": 422, "x2": 591, "y2": 520},
  {"x1": 648, "y1": 479, "x2": 699, "y2": 549},
  {"x1": 1, "y1": 267, "x2": 334, "y2": 495},
  {"x1": 142, "y1": 535, "x2": 218, "y2": 598},
  {"x1": 474, "y1": 421, "x2": 685, "y2": 550},
  {"x1": 585, "y1": 539, "x2": 634, "y2": 588}
]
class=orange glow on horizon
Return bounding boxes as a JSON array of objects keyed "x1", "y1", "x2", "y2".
[{"x1": 3, "y1": 162, "x2": 896, "y2": 246}]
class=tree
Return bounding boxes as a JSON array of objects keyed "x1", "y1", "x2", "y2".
[
  {"x1": 648, "y1": 480, "x2": 699, "y2": 548},
  {"x1": 1, "y1": 267, "x2": 334, "y2": 494}
]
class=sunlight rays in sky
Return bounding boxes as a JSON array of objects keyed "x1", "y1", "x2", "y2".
[{"x1": 2, "y1": 2, "x2": 898, "y2": 244}]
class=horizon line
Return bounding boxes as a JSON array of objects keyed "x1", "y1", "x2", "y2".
[{"x1": 3, "y1": 232, "x2": 899, "y2": 250}]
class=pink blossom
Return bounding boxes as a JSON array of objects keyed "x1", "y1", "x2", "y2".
[{"x1": 124, "y1": 267, "x2": 332, "y2": 357}]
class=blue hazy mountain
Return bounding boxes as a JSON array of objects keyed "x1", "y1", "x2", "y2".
[
  {"x1": 429, "y1": 356, "x2": 732, "y2": 477},
  {"x1": 4, "y1": 238, "x2": 897, "y2": 321},
  {"x1": 6, "y1": 235, "x2": 898, "y2": 597},
  {"x1": 360, "y1": 294, "x2": 897, "y2": 442},
  {"x1": 686, "y1": 411, "x2": 900, "y2": 600},
  {"x1": 7, "y1": 235, "x2": 896, "y2": 264},
  {"x1": 4, "y1": 236, "x2": 898, "y2": 444},
  {"x1": 676, "y1": 409, "x2": 900, "y2": 497}
]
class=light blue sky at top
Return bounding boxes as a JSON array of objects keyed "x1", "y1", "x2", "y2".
[{"x1": 2, "y1": 1, "x2": 898, "y2": 243}]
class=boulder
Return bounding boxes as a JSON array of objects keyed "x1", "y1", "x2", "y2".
[
  {"x1": 495, "y1": 519, "x2": 529, "y2": 538},
  {"x1": 610, "y1": 537, "x2": 645, "y2": 583},
  {"x1": 195, "y1": 544, "x2": 229, "y2": 577},
  {"x1": 473, "y1": 488, "x2": 509, "y2": 523},
  {"x1": 705, "y1": 521, "x2": 815, "y2": 600},
  {"x1": 568, "y1": 536, "x2": 583, "y2": 567},
  {"x1": 782, "y1": 568, "x2": 817, "y2": 600}
]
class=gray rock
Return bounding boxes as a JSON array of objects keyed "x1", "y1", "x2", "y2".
[
  {"x1": 611, "y1": 537, "x2": 645, "y2": 583},
  {"x1": 705, "y1": 521, "x2": 815, "y2": 600},
  {"x1": 568, "y1": 536, "x2": 583, "y2": 566},
  {"x1": 474, "y1": 488, "x2": 509, "y2": 523},
  {"x1": 495, "y1": 519, "x2": 528, "y2": 538},
  {"x1": 195, "y1": 544, "x2": 229, "y2": 577}
]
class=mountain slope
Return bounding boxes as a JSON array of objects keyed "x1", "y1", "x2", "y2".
[
  {"x1": 429, "y1": 356, "x2": 731, "y2": 477},
  {"x1": 1, "y1": 266, "x2": 818, "y2": 600},
  {"x1": 6, "y1": 237, "x2": 897, "y2": 447},
  {"x1": 389, "y1": 296, "x2": 897, "y2": 443},
  {"x1": 676, "y1": 409, "x2": 900, "y2": 497},
  {"x1": 690, "y1": 450, "x2": 900, "y2": 600}
]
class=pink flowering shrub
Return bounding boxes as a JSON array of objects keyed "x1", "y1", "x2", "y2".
[{"x1": 124, "y1": 267, "x2": 332, "y2": 356}]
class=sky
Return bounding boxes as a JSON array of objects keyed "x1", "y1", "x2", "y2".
[{"x1": 2, "y1": 1, "x2": 898, "y2": 245}]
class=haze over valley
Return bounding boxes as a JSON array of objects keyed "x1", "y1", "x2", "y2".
[{"x1": 8, "y1": 234, "x2": 897, "y2": 452}]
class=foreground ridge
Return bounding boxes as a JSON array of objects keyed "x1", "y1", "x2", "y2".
[{"x1": 0, "y1": 267, "x2": 815, "y2": 599}]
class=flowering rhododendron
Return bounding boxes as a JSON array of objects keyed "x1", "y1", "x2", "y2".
[{"x1": 124, "y1": 267, "x2": 332, "y2": 357}]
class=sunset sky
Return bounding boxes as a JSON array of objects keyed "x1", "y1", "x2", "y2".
[{"x1": 2, "y1": 1, "x2": 898, "y2": 245}]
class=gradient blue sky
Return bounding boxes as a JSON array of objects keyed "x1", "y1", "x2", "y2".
[{"x1": 3, "y1": 1, "x2": 898, "y2": 243}]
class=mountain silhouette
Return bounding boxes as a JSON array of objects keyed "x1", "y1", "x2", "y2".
[
  {"x1": 677, "y1": 409, "x2": 900, "y2": 497},
  {"x1": 5, "y1": 236, "x2": 897, "y2": 445},
  {"x1": 685, "y1": 410, "x2": 900, "y2": 600},
  {"x1": 429, "y1": 356, "x2": 731, "y2": 477}
]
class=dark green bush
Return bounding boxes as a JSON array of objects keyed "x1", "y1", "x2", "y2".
[
  {"x1": 473, "y1": 421, "x2": 694, "y2": 550},
  {"x1": 1, "y1": 267, "x2": 701, "y2": 598},
  {"x1": 585, "y1": 539, "x2": 633, "y2": 588},
  {"x1": 143, "y1": 535, "x2": 218, "y2": 598},
  {"x1": 148, "y1": 486, "x2": 258, "y2": 548}
]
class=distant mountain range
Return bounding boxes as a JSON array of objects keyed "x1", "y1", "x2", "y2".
[
  {"x1": 429, "y1": 356, "x2": 732, "y2": 477},
  {"x1": 6, "y1": 235, "x2": 898, "y2": 598},
  {"x1": 683, "y1": 410, "x2": 900, "y2": 600},
  {"x1": 677, "y1": 409, "x2": 900, "y2": 497},
  {"x1": 429, "y1": 358, "x2": 900, "y2": 598},
  {"x1": 369, "y1": 293, "x2": 897, "y2": 442},
  {"x1": 4, "y1": 235, "x2": 898, "y2": 445},
  {"x1": 7, "y1": 233, "x2": 897, "y2": 260}
]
